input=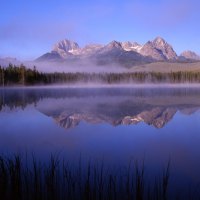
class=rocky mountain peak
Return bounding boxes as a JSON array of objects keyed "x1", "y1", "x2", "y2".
[
  {"x1": 140, "y1": 37, "x2": 177, "y2": 60},
  {"x1": 106, "y1": 40, "x2": 122, "y2": 49},
  {"x1": 152, "y1": 37, "x2": 177, "y2": 60},
  {"x1": 36, "y1": 36, "x2": 196, "y2": 64},
  {"x1": 140, "y1": 41, "x2": 166, "y2": 60},
  {"x1": 152, "y1": 37, "x2": 166, "y2": 47},
  {"x1": 180, "y1": 50, "x2": 200, "y2": 60},
  {"x1": 52, "y1": 39, "x2": 80, "y2": 58}
]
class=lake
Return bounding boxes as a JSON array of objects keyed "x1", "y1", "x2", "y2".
[{"x1": 0, "y1": 86, "x2": 200, "y2": 198}]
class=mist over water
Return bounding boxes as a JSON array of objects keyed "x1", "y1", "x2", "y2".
[{"x1": 26, "y1": 60, "x2": 132, "y2": 73}]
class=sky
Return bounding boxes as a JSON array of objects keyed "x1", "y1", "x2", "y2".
[{"x1": 0, "y1": 0, "x2": 200, "y2": 60}]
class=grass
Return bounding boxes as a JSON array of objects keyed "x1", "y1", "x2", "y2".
[{"x1": 0, "y1": 154, "x2": 199, "y2": 200}]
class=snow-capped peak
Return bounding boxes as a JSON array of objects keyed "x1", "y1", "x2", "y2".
[
  {"x1": 121, "y1": 41, "x2": 142, "y2": 52},
  {"x1": 52, "y1": 39, "x2": 80, "y2": 58}
]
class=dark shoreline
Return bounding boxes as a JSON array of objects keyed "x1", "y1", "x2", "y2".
[{"x1": 2, "y1": 64, "x2": 200, "y2": 86}]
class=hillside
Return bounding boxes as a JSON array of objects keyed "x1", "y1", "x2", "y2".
[{"x1": 132, "y1": 61, "x2": 200, "y2": 72}]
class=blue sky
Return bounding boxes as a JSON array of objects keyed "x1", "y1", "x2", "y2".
[{"x1": 0, "y1": 0, "x2": 200, "y2": 60}]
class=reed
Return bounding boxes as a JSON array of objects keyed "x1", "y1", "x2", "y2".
[{"x1": 0, "y1": 154, "x2": 199, "y2": 200}]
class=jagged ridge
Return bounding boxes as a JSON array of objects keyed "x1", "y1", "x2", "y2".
[{"x1": 36, "y1": 37, "x2": 200, "y2": 67}]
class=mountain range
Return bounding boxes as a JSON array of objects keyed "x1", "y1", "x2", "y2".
[
  {"x1": 36, "y1": 37, "x2": 200, "y2": 68},
  {"x1": 0, "y1": 36, "x2": 199, "y2": 69}
]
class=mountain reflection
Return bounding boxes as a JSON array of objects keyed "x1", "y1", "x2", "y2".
[
  {"x1": 1, "y1": 87, "x2": 199, "y2": 129},
  {"x1": 37, "y1": 100, "x2": 199, "y2": 129}
]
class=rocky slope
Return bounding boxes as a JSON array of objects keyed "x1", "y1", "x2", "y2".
[
  {"x1": 180, "y1": 50, "x2": 200, "y2": 61},
  {"x1": 121, "y1": 41, "x2": 142, "y2": 52},
  {"x1": 36, "y1": 37, "x2": 199, "y2": 67},
  {"x1": 139, "y1": 37, "x2": 177, "y2": 60},
  {"x1": 52, "y1": 39, "x2": 80, "y2": 58},
  {"x1": 91, "y1": 40, "x2": 152, "y2": 66}
]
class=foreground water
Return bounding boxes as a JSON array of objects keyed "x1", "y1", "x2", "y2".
[{"x1": 0, "y1": 86, "x2": 200, "y2": 196}]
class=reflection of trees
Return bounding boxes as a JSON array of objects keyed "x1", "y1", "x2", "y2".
[
  {"x1": 0, "y1": 89, "x2": 42, "y2": 111},
  {"x1": 1, "y1": 87, "x2": 200, "y2": 112},
  {"x1": 0, "y1": 90, "x2": 32, "y2": 111}
]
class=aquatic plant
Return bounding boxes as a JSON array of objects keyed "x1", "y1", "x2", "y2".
[{"x1": 0, "y1": 154, "x2": 199, "y2": 200}]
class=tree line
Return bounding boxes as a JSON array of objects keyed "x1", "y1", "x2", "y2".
[{"x1": 1, "y1": 64, "x2": 200, "y2": 85}]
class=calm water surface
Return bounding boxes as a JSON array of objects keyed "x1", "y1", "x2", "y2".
[{"x1": 0, "y1": 86, "x2": 200, "y2": 191}]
